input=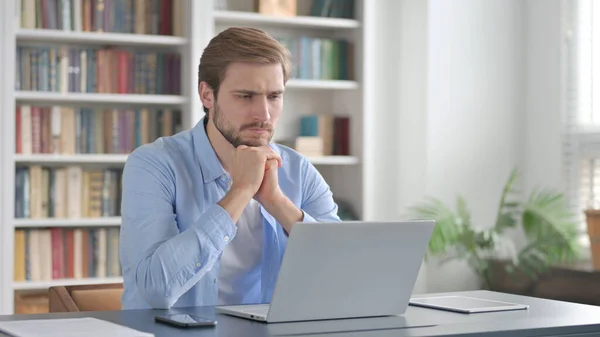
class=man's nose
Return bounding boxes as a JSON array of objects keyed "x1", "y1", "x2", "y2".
[{"x1": 252, "y1": 95, "x2": 270, "y2": 121}]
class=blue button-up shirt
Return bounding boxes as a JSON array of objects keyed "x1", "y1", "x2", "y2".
[{"x1": 119, "y1": 118, "x2": 341, "y2": 309}]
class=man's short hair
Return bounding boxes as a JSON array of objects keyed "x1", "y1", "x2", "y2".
[{"x1": 198, "y1": 27, "x2": 292, "y2": 113}]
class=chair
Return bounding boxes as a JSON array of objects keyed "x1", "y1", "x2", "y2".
[{"x1": 48, "y1": 283, "x2": 123, "y2": 312}]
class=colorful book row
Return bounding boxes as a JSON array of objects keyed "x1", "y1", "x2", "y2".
[
  {"x1": 309, "y1": 0, "x2": 355, "y2": 19},
  {"x1": 15, "y1": 105, "x2": 182, "y2": 155},
  {"x1": 15, "y1": 166, "x2": 122, "y2": 219},
  {"x1": 20, "y1": 0, "x2": 183, "y2": 36},
  {"x1": 299, "y1": 115, "x2": 350, "y2": 156},
  {"x1": 15, "y1": 46, "x2": 181, "y2": 95},
  {"x1": 13, "y1": 227, "x2": 121, "y2": 282},
  {"x1": 277, "y1": 36, "x2": 354, "y2": 81}
]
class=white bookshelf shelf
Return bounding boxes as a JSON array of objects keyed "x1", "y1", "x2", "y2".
[
  {"x1": 286, "y1": 79, "x2": 358, "y2": 90},
  {"x1": 14, "y1": 91, "x2": 187, "y2": 105},
  {"x1": 16, "y1": 29, "x2": 187, "y2": 47},
  {"x1": 14, "y1": 217, "x2": 121, "y2": 228},
  {"x1": 15, "y1": 154, "x2": 129, "y2": 164},
  {"x1": 214, "y1": 10, "x2": 360, "y2": 29},
  {"x1": 13, "y1": 277, "x2": 123, "y2": 291},
  {"x1": 308, "y1": 156, "x2": 359, "y2": 165},
  {"x1": 14, "y1": 154, "x2": 357, "y2": 166}
]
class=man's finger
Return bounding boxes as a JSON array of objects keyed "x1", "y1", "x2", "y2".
[
  {"x1": 265, "y1": 159, "x2": 279, "y2": 171},
  {"x1": 262, "y1": 147, "x2": 282, "y2": 167}
]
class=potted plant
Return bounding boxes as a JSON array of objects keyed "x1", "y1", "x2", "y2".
[
  {"x1": 584, "y1": 209, "x2": 600, "y2": 270},
  {"x1": 406, "y1": 167, "x2": 584, "y2": 290}
]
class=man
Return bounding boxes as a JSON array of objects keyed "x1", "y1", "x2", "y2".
[{"x1": 119, "y1": 27, "x2": 341, "y2": 310}]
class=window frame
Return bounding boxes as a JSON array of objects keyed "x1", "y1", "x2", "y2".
[{"x1": 562, "y1": 0, "x2": 600, "y2": 250}]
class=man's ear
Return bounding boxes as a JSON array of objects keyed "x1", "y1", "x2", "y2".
[{"x1": 199, "y1": 82, "x2": 215, "y2": 112}]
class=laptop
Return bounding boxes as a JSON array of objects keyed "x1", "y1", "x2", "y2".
[{"x1": 216, "y1": 220, "x2": 435, "y2": 323}]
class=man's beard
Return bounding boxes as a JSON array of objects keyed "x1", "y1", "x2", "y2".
[{"x1": 213, "y1": 103, "x2": 274, "y2": 147}]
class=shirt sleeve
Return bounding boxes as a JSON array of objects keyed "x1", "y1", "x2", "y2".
[
  {"x1": 120, "y1": 146, "x2": 237, "y2": 309},
  {"x1": 299, "y1": 158, "x2": 342, "y2": 223}
]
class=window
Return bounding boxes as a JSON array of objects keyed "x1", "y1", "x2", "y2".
[{"x1": 563, "y1": 0, "x2": 600, "y2": 246}]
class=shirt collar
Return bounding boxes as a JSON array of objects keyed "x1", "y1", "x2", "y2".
[{"x1": 192, "y1": 117, "x2": 227, "y2": 183}]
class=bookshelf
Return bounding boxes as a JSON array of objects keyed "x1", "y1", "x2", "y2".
[
  {"x1": 213, "y1": 10, "x2": 360, "y2": 29},
  {"x1": 13, "y1": 277, "x2": 123, "y2": 291},
  {"x1": 14, "y1": 217, "x2": 122, "y2": 228},
  {"x1": 286, "y1": 79, "x2": 358, "y2": 90},
  {"x1": 14, "y1": 92, "x2": 187, "y2": 105},
  {"x1": 0, "y1": 0, "x2": 372, "y2": 315},
  {"x1": 16, "y1": 29, "x2": 188, "y2": 46},
  {"x1": 15, "y1": 154, "x2": 129, "y2": 165}
]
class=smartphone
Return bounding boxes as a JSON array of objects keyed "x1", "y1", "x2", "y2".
[{"x1": 155, "y1": 314, "x2": 217, "y2": 328}]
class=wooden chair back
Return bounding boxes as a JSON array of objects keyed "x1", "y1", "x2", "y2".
[{"x1": 48, "y1": 283, "x2": 123, "y2": 312}]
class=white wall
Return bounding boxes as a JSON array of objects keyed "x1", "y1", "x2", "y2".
[
  {"x1": 424, "y1": 0, "x2": 525, "y2": 292},
  {"x1": 517, "y1": 0, "x2": 565, "y2": 252},
  {"x1": 395, "y1": 0, "x2": 430, "y2": 294},
  {"x1": 523, "y1": 0, "x2": 563, "y2": 194},
  {"x1": 421, "y1": 0, "x2": 567, "y2": 292},
  {"x1": 368, "y1": 2, "x2": 429, "y2": 220},
  {"x1": 367, "y1": 0, "x2": 429, "y2": 293},
  {"x1": 368, "y1": 0, "x2": 531, "y2": 293},
  {"x1": 0, "y1": 1, "x2": 6, "y2": 315}
]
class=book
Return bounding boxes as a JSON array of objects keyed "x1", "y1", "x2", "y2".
[
  {"x1": 20, "y1": 0, "x2": 183, "y2": 36},
  {"x1": 15, "y1": 105, "x2": 182, "y2": 155},
  {"x1": 13, "y1": 227, "x2": 122, "y2": 281},
  {"x1": 257, "y1": 0, "x2": 297, "y2": 17}
]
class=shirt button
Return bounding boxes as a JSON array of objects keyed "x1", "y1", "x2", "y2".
[
  {"x1": 224, "y1": 235, "x2": 230, "y2": 242},
  {"x1": 195, "y1": 262, "x2": 202, "y2": 268}
]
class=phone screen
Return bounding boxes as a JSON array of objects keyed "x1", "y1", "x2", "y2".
[{"x1": 155, "y1": 314, "x2": 217, "y2": 327}]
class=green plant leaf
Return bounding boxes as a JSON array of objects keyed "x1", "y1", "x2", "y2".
[
  {"x1": 495, "y1": 213, "x2": 517, "y2": 232},
  {"x1": 517, "y1": 245, "x2": 554, "y2": 280},
  {"x1": 405, "y1": 197, "x2": 463, "y2": 256},
  {"x1": 519, "y1": 187, "x2": 582, "y2": 266},
  {"x1": 502, "y1": 202, "x2": 521, "y2": 209},
  {"x1": 494, "y1": 168, "x2": 521, "y2": 232},
  {"x1": 403, "y1": 165, "x2": 584, "y2": 287},
  {"x1": 456, "y1": 195, "x2": 471, "y2": 228}
]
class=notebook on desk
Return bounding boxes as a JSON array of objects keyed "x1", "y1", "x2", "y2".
[
  {"x1": 0, "y1": 317, "x2": 153, "y2": 337},
  {"x1": 409, "y1": 295, "x2": 529, "y2": 314}
]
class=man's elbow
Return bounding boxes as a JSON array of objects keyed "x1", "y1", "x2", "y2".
[
  {"x1": 135, "y1": 280, "x2": 179, "y2": 309},
  {"x1": 143, "y1": 293, "x2": 178, "y2": 309},
  {"x1": 134, "y1": 261, "x2": 179, "y2": 309}
]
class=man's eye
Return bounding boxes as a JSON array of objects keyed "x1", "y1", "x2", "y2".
[{"x1": 269, "y1": 95, "x2": 281, "y2": 100}]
